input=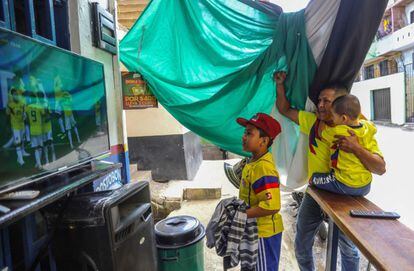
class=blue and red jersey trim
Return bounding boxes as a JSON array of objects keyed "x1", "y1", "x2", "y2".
[
  {"x1": 331, "y1": 146, "x2": 339, "y2": 169},
  {"x1": 309, "y1": 119, "x2": 321, "y2": 155},
  {"x1": 252, "y1": 176, "x2": 280, "y2": 194}
]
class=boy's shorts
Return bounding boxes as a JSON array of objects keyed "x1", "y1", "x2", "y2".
[
  {"x1": 257, "y1": 233, "x2": 282, "y2": 271},
  {"x1": 310, "y1": 171, "x2": 371, "y2": 196}
]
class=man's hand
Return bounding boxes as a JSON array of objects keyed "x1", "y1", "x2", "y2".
[
  {"x1": 273, "y1": 72, "x2": 286, "y2": 85},
  {"x1": 334, "y1": 130, "x2": 386, "y2": 175},
  {"x1": 273, "y1": 71, "x2": 299, "y2": 124},
  {"x1": 333, "y1": 130, "x2": 361, "y2": 153}
]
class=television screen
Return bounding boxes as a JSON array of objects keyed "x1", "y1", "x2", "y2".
[{"x1": 0, "y1": 28, "x2": 110, "y2": 192}]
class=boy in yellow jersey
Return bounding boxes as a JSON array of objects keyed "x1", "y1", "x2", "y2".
[
  {"x1": 6, "y1": 88, "x2": 26, "y2": 165},
  {"x1": 54, "y1": 75, "x2": 67, "y2": 136},
  {"x1": 237, "y1": 113, "x2": 283, "y2": 271},
  {"x1": 61, "y1": 91, "x2": 80, "y2": 149},
  {"x1": 26, "y1": 92, "x2": 45, "y2": 169},
  {"x1": 309, "y1": 95, "x2": 383, "y2": 196},
  {"x1": 38, "y1": 92, "x2": 56, "y2": 164}
]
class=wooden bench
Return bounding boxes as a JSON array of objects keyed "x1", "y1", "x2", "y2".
[{"x1": 307, "y1": 187, "x2": 414, "y2": 271}]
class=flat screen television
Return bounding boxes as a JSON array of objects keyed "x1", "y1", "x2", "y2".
[{"x1": 0, "y1": 28, "x2": 110, "y2": 193}]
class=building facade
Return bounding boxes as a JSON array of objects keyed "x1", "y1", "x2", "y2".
[{"x1": 352, "y1": 0, "x2": 414, "y2": 125}]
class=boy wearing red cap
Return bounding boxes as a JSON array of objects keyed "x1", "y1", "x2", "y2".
[{"x1": 237, "y1": 113, "x2": 283, "y2": 271}]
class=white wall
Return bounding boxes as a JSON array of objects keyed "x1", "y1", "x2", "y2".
[
  {"x1": 351, "y1": 72, "x2": 406, "y2": 125},
  {"x1": 68, "y1": 0, "x2": 125, "y2": 148},
  {"x1": 126, "y1": 105, "x2": 188, "y2": 137},
  {"x1": 402, "y1": 48, "x2": 414, "y2": 65}
]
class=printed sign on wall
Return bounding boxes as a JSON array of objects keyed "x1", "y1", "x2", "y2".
[{"x1": 122, "y1": 72, "x2": 158, "y2": 109}]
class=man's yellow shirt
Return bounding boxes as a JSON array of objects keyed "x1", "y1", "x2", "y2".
[
  {"x1": 298, "y1": 111, "x2": 331, "y2": 179},
  {"x1": 239, "y1": 152, "x2": 283, "y2": 238}
]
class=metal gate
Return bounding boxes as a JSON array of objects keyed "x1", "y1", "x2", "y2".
[
  {"x1": 405, "y1": 63, "x2": 414, "y2": 123},
  {"x1": 372, "y1": 88, "x2": 391, "y2": 122}
]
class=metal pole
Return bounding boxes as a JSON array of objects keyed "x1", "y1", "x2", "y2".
[{"x1": 326, "y1": 219, "x2": 339, "y2": 271}]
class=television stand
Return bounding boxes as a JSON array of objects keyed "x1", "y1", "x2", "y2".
[{"x1": 0, "y1": 160, "x2": 121, "y2": 228}]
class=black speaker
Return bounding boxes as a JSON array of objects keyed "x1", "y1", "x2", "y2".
[{"x1": 49, "y1": 181, "x2": 157, "y2": 271}]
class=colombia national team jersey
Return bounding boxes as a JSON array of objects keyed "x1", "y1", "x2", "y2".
[
  {"x1": 27, "y1": 103, "x2": 44, "y2": 136},
  {"x1": 298, "y1": 111, "x2": 331, "y2": 179},
  {"x1": 7, "y1": 101, "x2": 25, "y2": 130},
  {"x1": 322, "y1": 120, "x2": 383, "y2": 188},
  {"x1": 239, "y1": 152, "x2": 283, "y2": 238}
]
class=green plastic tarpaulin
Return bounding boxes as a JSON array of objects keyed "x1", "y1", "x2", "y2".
[{"x1": 120, "y1": 0, "x2": 316, "y2": 157}]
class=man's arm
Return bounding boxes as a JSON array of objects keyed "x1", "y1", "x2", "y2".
[
  {"x1": 274, "y1": 72, "x2": 299, "y2": 125},
  {"x1": 334, "y1": 130, "x2": 386, "y2": 175},
  {"x1": 246, "y1": 206, "x2": 279, "y2": 219}
]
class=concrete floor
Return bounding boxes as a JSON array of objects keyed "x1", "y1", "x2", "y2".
[
  {"x1": 157, "y1": 159, "x2": 376, "y2": 270},
  {"x1": 365, "y1": 125, "x2": 414, "y2": 229}
]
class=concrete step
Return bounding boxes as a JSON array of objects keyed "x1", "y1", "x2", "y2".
[
  {"x1": 183, "y1": 188, "x2": 221, "y2": 200},
  {"x1": 118, "y1": 4, "x2": 147, "y2": 13},
  {"x1": 131, "y1": 170, "x2": 152, "y2": 183},
  {"x1": 118, "y1": 19, "x2": 137, "y2": 28},
  {"x1": 129, "y1": 163, "x2": 138, "y2": 175},
  {"x1": 118, "y1": 0, "x2": 149, "y2": 5}
]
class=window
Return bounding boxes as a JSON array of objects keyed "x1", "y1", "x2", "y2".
[
  {"x1": 364, "y1": 65, "x2": 375, "y2": 80},
  {"x1": 0, "y1": 1, "x2": 4, "y2": 22},
  {"x1": 0, "y1": 0, "x2": 10, "y2": 29},
  {"x1": 410, "y1": 10, "x2": 414, "y2": 24},
  {"x1": 0, "y1": 0, "x2": 70, "y2": 49},
  {"x1": 12, "y1": 0, "x2": 31, "y2": 36},
  {"x1": 379, "y1": 60, "x2": 389, "y2": 76},
  {"x1": 33, "y1": 0, "x2": 54, "y2": 41}
]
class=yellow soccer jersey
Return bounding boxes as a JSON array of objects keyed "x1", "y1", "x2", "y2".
[
  {"x1": 61, "y1": 92, "x2": 73, "y2": 117},
  {"x1": 26, "y1": 103, "x2": 44, "y2": 136},
  {"x1": 322, "y1": 120, "x2": 383, "y2": 188},
  {"x1": 298, "y1": 111, "x2": 331, "y2": 178},
  {"x1": 6, "y1": 100, "x2": 25, "y2": 130},
  {"x1": 42, "y1": 105, "x2": 52, "y2": 134},
  {"x1": 239, "y1": 152, "x2": 283, "y2": 238}
]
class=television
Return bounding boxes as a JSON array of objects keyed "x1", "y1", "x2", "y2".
[{"x1": 0, "y1": 28, "x2": 110, "y2": 193}]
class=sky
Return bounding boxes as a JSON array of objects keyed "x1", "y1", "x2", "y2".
[{"x1": 270, "y1": 0, "x2": 311, "y2": 12}]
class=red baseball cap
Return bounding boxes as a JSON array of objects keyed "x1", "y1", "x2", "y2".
[{"x1": 237, "y1": 113, "x2": 282, "y2": 140}]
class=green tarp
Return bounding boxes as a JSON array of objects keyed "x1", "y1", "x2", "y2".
[{"x1": 120, "y1": 0, "x2": 316, "y2": 156}]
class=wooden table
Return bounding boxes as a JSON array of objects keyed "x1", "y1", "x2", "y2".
[{"x1": 308, "y1": 187, "x2": 414, "y2": 271}]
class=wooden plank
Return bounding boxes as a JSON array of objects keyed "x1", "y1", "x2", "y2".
[{"x1": 308, "y1": 187, "x2": 414, "y2": 271}]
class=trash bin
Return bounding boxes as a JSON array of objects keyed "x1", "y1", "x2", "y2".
[{"x1": 155, "y1": 215, "x2": 205, "y2": 271}]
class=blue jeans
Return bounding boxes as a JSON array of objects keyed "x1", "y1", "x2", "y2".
[
  {"x1": 295, "y1": 193, "x2": 360, "y2": 271},
  {"x1": 310, "y1": 171, "x2": 371, "y2": 196}
]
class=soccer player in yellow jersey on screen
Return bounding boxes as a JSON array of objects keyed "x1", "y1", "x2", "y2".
[
  {"x1": 61, "y1": 91, "x2": 80, "y2": 149},
  {"x1": 38, "y1": 92, "x2": 56, "y2": 164},
  {"x1": 27, "y1": 91, "x2": 45, "y2": 169},
  {"x1": 6, "y1": 88, "x2": 27, "y2": 166}
]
